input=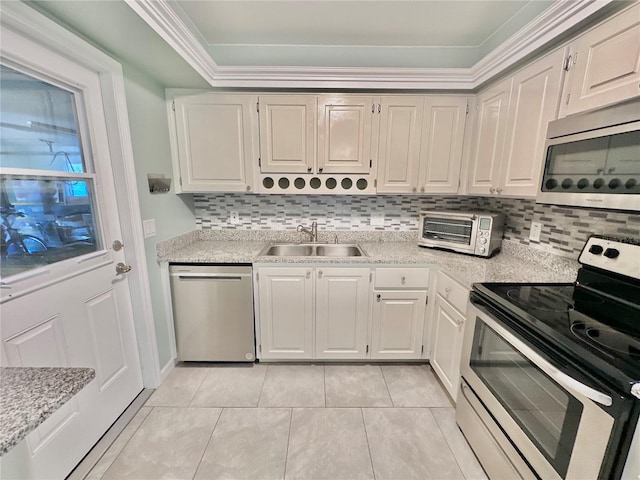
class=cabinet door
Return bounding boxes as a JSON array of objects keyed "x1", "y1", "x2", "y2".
[
  {"x1": 173, "y1": 94, "x2": 256, "y2": 192},
  {"x1": 258, "y1": 95, "x2": 316, "y2": 173},
  {"x1": 370, "y1": 290, "x2": 426, "y2": 360},
  {"x1": 418, "y1": 97, "x2": 468, "y2": 194},
  {"x1": 430, "y1": 295, "x2": 465, "y2": 401},
  {"x1": 376, "y1": 96, "x2": 424, "y2": 193},
  {"x1": 563, "y1": 4, "x2": 640, "y2": 116},
  {"x1": 467, "y1": 80, "x2": 512, "y2": 195},
  {"x1": 258, "y1": 267, "x2": 314, "y2": 359},
  {"x1": 315, "y1": 268, "x2": 370, "y2": 359},
  {"x1": 499, "y1": 48, "x2": 566, "y2": 197},
  {"x1": 318, "y1": 96, "x2": 374, "y2": 174}
]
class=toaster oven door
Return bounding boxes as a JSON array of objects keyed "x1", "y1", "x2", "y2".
[{"x1": 420, "y1": 212, "x2": 478, "y2": 253}]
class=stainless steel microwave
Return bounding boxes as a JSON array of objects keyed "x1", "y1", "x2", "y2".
[
  {"x1": 418, "y1": 211, "x2": 505, "y2": 257},
  {"x1": 538, "y1": 98, "x2": 640, "y2": 211}
]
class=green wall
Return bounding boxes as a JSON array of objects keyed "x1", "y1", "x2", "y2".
[{"x1": 121, "y1": 63, "x2": 195, "y2": 368}]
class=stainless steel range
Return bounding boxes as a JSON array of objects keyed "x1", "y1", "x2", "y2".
[{"x1": 457, "y1": 235, "x2": 640, "y2": 479}]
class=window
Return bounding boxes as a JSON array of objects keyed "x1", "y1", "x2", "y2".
[{"x1": 1, "y1": 65, "x2": 101, "y2": 277}]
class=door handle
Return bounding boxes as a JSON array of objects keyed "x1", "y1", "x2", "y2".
[{"x1": 115, "y1": 262, "x2": 132, "y2": 274}]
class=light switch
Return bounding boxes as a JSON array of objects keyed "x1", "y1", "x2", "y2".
[
  {"x1": 370, "y1": 213, "x2": 385, "y2": 227},
  {"x1": 143, "y1": 219, "x2": 156, "y2": 238},
  {"x1": 529, "y1": 221, "x2": 542, "y2": 242},
  {"x1": 229, "y1": 211, "x2": 241, "y2": 225}
]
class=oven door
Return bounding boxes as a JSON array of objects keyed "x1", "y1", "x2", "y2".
[
  {"x1": 419, "y1": 212, "x2": 477, "y2": 254},
  {"x1": 460, "y1": 300, "x2": 616, "y2": 480}
]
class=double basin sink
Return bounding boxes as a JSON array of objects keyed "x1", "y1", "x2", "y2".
[{"x1": 260, "y1": 243, "x2": 366, "y2": 258}]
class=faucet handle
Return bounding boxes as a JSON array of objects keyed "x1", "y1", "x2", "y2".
[{"x1": 334, "y1": 234, "x2": 339, "y2": 244}]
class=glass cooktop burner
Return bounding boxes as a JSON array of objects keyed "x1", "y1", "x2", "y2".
[
  {"x1": 571, "y1": 322, "x2": 640, "y2": 356},
  {"x1": 506, "y1": 286, "x2": 575, "y2": 312}
]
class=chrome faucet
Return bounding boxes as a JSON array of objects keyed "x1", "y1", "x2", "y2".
[{"x1": 297, "y1": 221, "x2": 318, "y2": 242}]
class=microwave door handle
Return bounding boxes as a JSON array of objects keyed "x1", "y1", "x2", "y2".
[
  {"x1": 473, "y1": 304, "x2": 613, "y2": 407},
  {"x1": 546, "y1": 366, "x2": 613, "y2": 407}
]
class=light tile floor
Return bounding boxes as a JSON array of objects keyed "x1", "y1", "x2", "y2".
[{"x1": 87, "y1": 363, "x2": 487, "y2": 480}]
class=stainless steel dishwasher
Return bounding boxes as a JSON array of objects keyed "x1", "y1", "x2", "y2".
[{"x1": 169, "y1": 264, "x2": 255, "y2": 362}]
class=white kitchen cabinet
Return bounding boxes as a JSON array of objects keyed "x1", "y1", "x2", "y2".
[
  {"x1": 315, "y1": 268, "x2": 370, "y2": 359},
  {"x1": 467, "y1": 79, "x2": 512, "y2": 195},
  {"x1": 258, "y1": 95, "x2": 316, "y2": 173},
  {"x1": 499, "y1": 47, "x2": 566, "y2": 196},
  {"x1": 468, "y1": 47, "x2": 565, "y2": 197},
  {"x1": 376, "y1": 96, "x2": 424, "y2": 193},
  {"x1": 172, "y1": 93, "x2": 256, "y2": 192},
  {"x1": 561, "y1": 3, "x2": 640, "y2": 117},
  {"x1": 371, "y1": 290, "x2": 427, "y2": 359},
  {"x1": 257, "y1": 267, "x2": 314, "y2": 359},
  {"x1": 429, "y1": 271, "x2": 469, "y2": 401},
  {"x1": 418, "y1": 96, "x2": 468, "y2": 194},
  {"x1": 317, "y1": 96, "x2": 376, "y2": 174},
  {"x1": 370, "y1": 267, "x2": 430, "y2": 360}
]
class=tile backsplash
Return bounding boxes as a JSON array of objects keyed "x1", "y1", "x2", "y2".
[{"x1": 194, "y1": 194, "x2": 639, "y2": 259}]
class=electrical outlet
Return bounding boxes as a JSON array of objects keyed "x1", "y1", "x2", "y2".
[
  {"x1": 370, "y1": 212, "x2": 385, "y2": 227},
  {"x1": 229, "y1": 211, "x2": 240, "y2": 225},
  {"x1": 529, "y1": 221, "x2": 542, "y2": 242}
]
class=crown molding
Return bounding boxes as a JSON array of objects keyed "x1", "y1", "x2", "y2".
[{"x1": 126, "y1": 0, "x2": 616, "y2": 90}]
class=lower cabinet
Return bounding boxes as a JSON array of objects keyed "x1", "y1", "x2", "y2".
[
  {"x1": 429, "y1": 271, "x2": 470, "y2": 402},
  {"x1": 257, "y1": 267, "x2": 314, "y2": 360},
  {"x1": 371, "y1": 290, "x2": 427, "y2": 359},
  {"x1": 256, "y1": 265, "x2": 430, "y2": 360}
]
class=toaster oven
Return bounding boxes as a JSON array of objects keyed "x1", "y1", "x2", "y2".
[{"x1": 418, "y1": 211, "x2": 505, "y2": 257}]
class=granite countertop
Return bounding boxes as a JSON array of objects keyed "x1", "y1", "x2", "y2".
[
  {"x1": 158, "y1": 230, "x2": 579, "y2": 286},
  {"x1": 0, "y1": 367, "x2": 95, "y2": 456}
]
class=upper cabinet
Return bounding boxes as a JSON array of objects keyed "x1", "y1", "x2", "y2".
[
  {"x1": 560, "y1": 3, "x2": 640, "y2": 117},
  {"x1": 376, "y1": 96, "x2": 425, "y2": 194},
  {"x1": 171, "y1": 93, "x2": 257, "y2": 193},
  {"x1": 418, "y1": 97, "x2": 469, "y2": 194},
  {"x1": 467, "y1": 47, "x2": 566, "y2": 197},
  {"x1": 258, "y1": 95, "x2": 316, "y2": 174},
  {"x1": 317, "y1": 96, "x2": 376, "y2": 175}
]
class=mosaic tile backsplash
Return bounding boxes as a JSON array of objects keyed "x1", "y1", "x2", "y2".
[{"x1": 194, "y1": 194, "x2": 639, "y2": 259}]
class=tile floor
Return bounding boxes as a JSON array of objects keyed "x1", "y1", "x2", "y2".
[{"x1": 86, "y1": 363, "x2": 487, "y2": 480}]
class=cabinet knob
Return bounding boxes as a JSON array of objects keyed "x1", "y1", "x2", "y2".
[
  {"x1": 445, "y1": 287, "x2": 451, "y2": 297},
  {"x1": 412, "y1": 187, "x2": 417, "y2": 193},
  {"x1": 318, "y1": 270, "x2": 323, "y2": 279},
  {"x1": 376, "y1": 293, "x2": 381, "y2": 302},
  {"x1": 306, "y1": 271, "x2": 311, "y2": 279},
  {"x1": 319, "y1": 167, "x2": 324, "y2": 173},
  {"x1": 420, "y1": 187, "x2": 425, "y2": 193},
  {"x1": 489, "y1": 187, "x2": 496, "y2": 194},
  {"x1": 496, "y1": 187, "x2": 502, "y2": 194},
  {"x1": 401, "y1": 276, "x2": 406, "y2": 285},
  {"x1": 246, "y1": 185, "x2": 251, "y2": 191},
  {"x1": 307, "y1": 167, "x2": 312, "y2": 173}
]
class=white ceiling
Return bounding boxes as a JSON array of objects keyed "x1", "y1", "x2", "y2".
[
  {"x1": 174, "y1": 0, "x2": 553, "y2": 67},
  {"x1": 25, "y1": 0, "x2": 618, "y2": 89}
]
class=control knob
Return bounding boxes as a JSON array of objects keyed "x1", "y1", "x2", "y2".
[
  {"x1": 479, "y1": 246, "x2": 486, "y2": 254},
  {"x1": 603, "y1": 248, "x2": 620, "y2": 259},
  {"x1": 588, "y1": 244, "x2": 604, "y2": 255},
  {"x1": 479, "y1": 238, "x2": 487, "y2": 245}
]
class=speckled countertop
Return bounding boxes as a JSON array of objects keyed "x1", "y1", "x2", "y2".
[
  {"x1": 0, "y1": 367, "x2": 95, "y2": 456},
  {"x1": 158, "y1": 230, "x2": 579, "y2": 286}
]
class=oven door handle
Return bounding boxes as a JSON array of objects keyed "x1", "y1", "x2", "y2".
[{"x1": 471, "y1": 303, "x2": 613, "y2": 407}]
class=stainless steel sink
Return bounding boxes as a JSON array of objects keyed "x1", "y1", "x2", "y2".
[{"x1": 260, "y1": 243, "x2": 366, "y2": 257}]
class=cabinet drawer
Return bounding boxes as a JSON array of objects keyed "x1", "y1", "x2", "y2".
[
  {"x1": 436, "y1": 271, "x2": 468, "y2": 314},
  {"x1": 374, "y1": 268, "x2": 429, "y2": 289}
]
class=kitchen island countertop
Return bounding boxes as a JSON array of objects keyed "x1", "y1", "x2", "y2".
[
  {"x1": 158, "y1": 230, "x2": 579, "y2": 286},
  {"x1": 0, "y1": 367, "x2": 95, "y2": 456}
]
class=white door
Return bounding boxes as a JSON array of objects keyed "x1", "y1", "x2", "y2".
[
  {"x1": 499, "y1": 48, "x2": 566, "y2": 197},
  {"x1": 173, "y1": 93, "x2": 256, "y2": 192},
  {"x1": 376, "y1": 96, "x2": 424, "y2": 193},
  {"x1": 315, "y1": 268, "x2": 370, "y2": 360},
  {"x1": 467, "y1": 79, "x2": 512, "y2": 195},
  {"x1": 0, "y1": 29, "x2": 142, "y2": 478},
  {"x1": 562, "y1": 3, "x2": 640, "y2": 116},
  {"x1": 370, "y1": 290, "x2": 426, "y2": 360},
  {"x1": 418, "y1": 96, "x2": 468, "y2": 194},
  {"x1": 258, "y1": 95, "x2": 316, "y2": 173},
  {"x1": 317, "y1": 96, "x2": 374, "y2": 174},
  {"x1": 257, "y1": 267, "x2": 314, "y2": 359},
  {"x1": 430, "y1": 295, "x2": 465, "y2": 401}
]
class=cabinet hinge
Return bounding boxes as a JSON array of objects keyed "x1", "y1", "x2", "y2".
[
  {"x1": 378, "y1": 104, "x2": 381, "y2": 114},
  {"x1": 374, "y1": 179, "x2": 377, "y2": 188},
  {"x1": 171, "y1": 100, "x2": 175, "y2": 112},
  {"x1": 372, "y1": 103, "x2": 375, "y2": 113},
  {"x1": 179, "y1": 177, "x2": 182, "y2": 186},
  {"x1": 259, "y1": 344, "x2": 262, "y2": 353},
  {"x1": 426, "y1": 295, "x2": 429, "y2": 305},
  {"x1": 256, "y1": 272, "x2": 259, "y2": 281},
  {"x1": 366, "y1": 345, "x2": 369, "y2": 353},
  {"x1": 258, "y1": 157, "x2": 261, "y2": 167},
  {"x1": 256, "y1": 101, "x2": 259, "y2": 113},
  {"x1": 563, "y1": 55, "x2": 571, "y2": 71},
  {"x1": 369, "y1": 272, "x2": 372, "y2": 282},
  {"x1": 421, "y1": 345, "x2": 424, "y2": 354},
  {"x1": 566, "y1": 93, "x2": 571, "y2": 106},
  {"x1": 465, "y1": 102, "x2": 469, "y2": 114},
  {"x1": 369, "y1": 159, "x2": 372, "y2": 168}
]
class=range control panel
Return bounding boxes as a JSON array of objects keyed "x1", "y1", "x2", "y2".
[{"x1": 579, "y1": 235, "x2": 640, "y2": 280}]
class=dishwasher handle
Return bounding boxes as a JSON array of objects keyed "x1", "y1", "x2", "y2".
[{"x1": 171, "y1": 272, "x2": 251, "y2": 280}]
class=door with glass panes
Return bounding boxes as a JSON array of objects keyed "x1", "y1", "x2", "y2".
[{"x1": 0, "y1": 28, "x2": 142, "y2": 479}]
